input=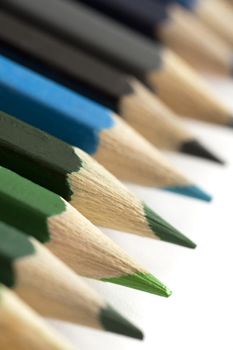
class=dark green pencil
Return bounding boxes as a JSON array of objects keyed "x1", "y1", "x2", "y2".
[
  {"x1": 0, "y1": 111, "x2": 196, "y2": 248},
  {"x1": 0, "y1": 221, "x2": 143, "y2": 338}
]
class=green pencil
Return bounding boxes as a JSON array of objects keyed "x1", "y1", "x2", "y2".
[
  {"x1": 0, "y1": 165, "x2": 171, "y2": 297},
  {"x1": 0, "y1": 111, "x2": 195, "y2": 248},
  {"x1": 0, "y1": 221, "x2": 143, "y2": 339}
]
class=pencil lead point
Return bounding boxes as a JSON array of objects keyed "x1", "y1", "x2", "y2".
[
  {"x1": 180, "y1": 140, "x2": 224, "y2": 165},
  {"x1": 102, "y1": 272, "x2": 172, "y2": 297},
  {"x1": 227, "y1": 119, "x2": 233, "y2": 129},
  {"x1": 164, "y1": 185, "x2": 212, "y2": 202},
  {"x1": 100, "y1": 305, "x2": 143, "y2": 340},
  {"x1": 143, "y1": 204, "x2": 196, "y2": 249}
]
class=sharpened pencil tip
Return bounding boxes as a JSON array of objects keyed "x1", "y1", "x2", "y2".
[
  {"x1": 100, "y1": 305, "x2": 143, "y2": 340},
  {"x1": 102, "y1": 272, "x2": 172, "y2": 297},
  {"x1": 164, "y1": 185, "x2": 212, "y2": 202},
  {"x1": 227, "y1": 119, "x2": 233, "y2": 129},
  {"x1": 180, "y1": 140, "x2": 224, "y2": 165},
  {"x1": 143, "y1": 204, "x2": 196, "y2": 249}
]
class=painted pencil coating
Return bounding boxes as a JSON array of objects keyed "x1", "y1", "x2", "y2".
[
  {"x1": 179, "y1": 0, "x2": 233, "y2": 46},
  {"x1": 0, "y1": 166, "x2": 65, "y2": 243},
  {"x1": 0, "y1": 111, "x2": 82, "y2": 201},
  {"x1": 80, "y1": 0, "x2": 233, "y2": 75},
  {"x1": 0, "y1": 10, "x2": 133, "y2": 111},
  {"x1": 1, "y1": 0, "x2": 163, "y2": 77},
  {"x1": 0, "y1": 54, "x2": 114, "y2": 154},
  {"x1": 80, "y1": 0, "x2": 168, "y2": 39},
  {"x1": 0, "y1": 223, "x2": 34, "y2": 287}
]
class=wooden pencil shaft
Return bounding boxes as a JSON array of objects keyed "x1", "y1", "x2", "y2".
[
  {"x1": 0, "y1": 224, "x2": 103, "y2": 326},
  {"x1": 166, "y1": 0, "x2": 233, "y2": 46},
  {"x1": 0, "y1": 286, "x2": 74, "y2": 350},
  {"x1": 195, "y1": 0, "x2": 233, "y2": 46},
  {"x1": 0, "y1": 10, "x2": 133, "y2": 112},
  {"x1": 0, "y1": 225, "x2": 144, "y2": 340},
  {"x1": 1, "y1": 0, "x2": 164, "y2": 81},
  {"x1": 0, "y1": 166, "x2": 133, "y2": 277},
  {"x1": 161, "y1": 3, "x2": 233, "y2": 75}
]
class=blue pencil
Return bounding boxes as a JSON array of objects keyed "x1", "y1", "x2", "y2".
[{"x1": 0, "y1": 54, "x2": 211, "y2": 201}]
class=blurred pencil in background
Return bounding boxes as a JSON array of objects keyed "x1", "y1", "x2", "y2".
[
  {"x1": 170, "y1": 0, "x2": 233, "y2": 47},
  {"x1": 3, "y1": 0, "x2": 232, "y2": 126},
  {"x1": 0, "y1": 54, "x2": 212, "y2": 201},
  {"x1": 79, "y1": 0, "x2": 233, "y2": 75},
  {"x1": 0, "y1": 284, "x2": 75, "y2": 350},
  {"x1": 0, "y1": 11, "x2": 223, "y2": 164}
]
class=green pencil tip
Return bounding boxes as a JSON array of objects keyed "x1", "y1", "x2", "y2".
[
  {"x1": 102, "y1": 272, "x2": 172, "y2": 297},
  {"x1": 100, "y1": 305, "x2": 144, "y2": 340},
  {"x1": 143, "y1": 204, "x2": 197, "y2": 249}
]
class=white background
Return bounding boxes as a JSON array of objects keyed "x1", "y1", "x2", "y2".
[{"x1": 49, "y1": 75, "x2": 233, "y2": 349}]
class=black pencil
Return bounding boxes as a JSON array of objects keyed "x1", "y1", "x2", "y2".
[
  {"x1": 1, "y1": 0, "x2": 233, "y2": 125},
  {"x1": 80, "y1": 0, "x2": 233, "y2": 75},
  {"x1": 0, "y1": 11, "x2": 223, "y2": 164}
]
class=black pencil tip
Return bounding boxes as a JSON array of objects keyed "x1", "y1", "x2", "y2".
[
  {"x1": 227, "y1": 119, "x2": 233, "y2": 129},
  {"x1": 180, "y1": 140, "x2": 224, "y2": 165}
]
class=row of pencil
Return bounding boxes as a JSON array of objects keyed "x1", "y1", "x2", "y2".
[{"x1": 0, "y1": 0, "x2": 232, "y2": 348}]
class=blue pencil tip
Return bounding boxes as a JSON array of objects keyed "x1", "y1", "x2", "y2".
[{"x1": 164, "y1": 185, "x2": 212, "y2": 202}]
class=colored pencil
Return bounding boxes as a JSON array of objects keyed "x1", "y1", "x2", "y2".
[
  {"x1": 0, "y1": 166, "x2": 173, "y2": 297},
  {"x1": 0, "y1": 55, "x2": 212, "y2": 202},
  {"x1": 0, "y1": 111, "x2": 196, "y2": 247},
  {"x1": 0, "y1": 222, "x2": 143, "y2": 338},
  {"x1": 176, "y1": 0, "x2": 233, "y2": 47},
  {"x1": 79, "y1": 0, "x2": 233, "y2": 75},
  {"x1": 0, "y1": 285, "x2": 75, "y2": 350},
  {"x1": 2, "y1": 0, "x2": 232, "y2": 125},
  {"x1": 0, "y1": 11, "x2": 223, "y2": 164}
]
